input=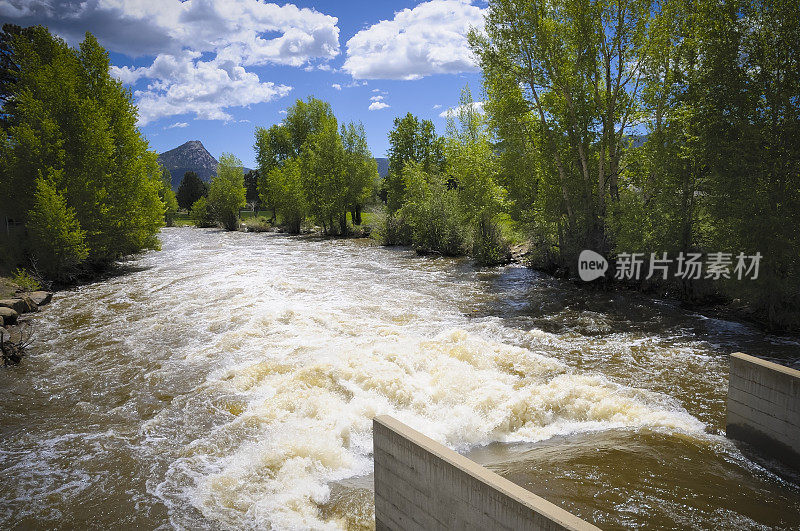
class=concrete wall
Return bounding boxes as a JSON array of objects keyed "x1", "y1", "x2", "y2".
[
  {"x1": 373, "y1": 415, "x2": 599, "y2": 531},
  {"x1": 727, "y1": 352, "x2": 800, "y2": 471}
]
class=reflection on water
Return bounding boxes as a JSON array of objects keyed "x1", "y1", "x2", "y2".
[{"x1": 0, "y1": 228, "x2": 798, "y2": 529}]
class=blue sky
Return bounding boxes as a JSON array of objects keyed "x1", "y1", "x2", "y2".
[{"x1": 2, "y1": 0, "x2": 488, "y2": 168}]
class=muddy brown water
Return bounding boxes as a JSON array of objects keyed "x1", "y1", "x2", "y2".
[{"x1": 1, "y1": 228, "x2": 798, "y2": 529}]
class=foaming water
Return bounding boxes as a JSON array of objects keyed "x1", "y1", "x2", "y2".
[{"x1": 1, "y1": 228, "x2": 798, "y2": 529}]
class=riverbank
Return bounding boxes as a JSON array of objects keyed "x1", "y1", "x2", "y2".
[{"x1": 0, "y1": 276, "x2": 53, "y2": 365}]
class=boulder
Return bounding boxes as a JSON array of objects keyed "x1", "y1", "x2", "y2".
[
  {"x1": 20, "y1": 295, "x2": 37, "y2": 313},
  {"x1": 0, "y1": 326, "x2": 7, "y2": 342},
  {"x1": 29, "y1": 291, "x2": 53, "y2": 306},
  {"x1": 0, "y1": 307, "x2": 18, "y2": 325},
  {"x1": 0, "y1": 299, "x2": 27, "y2": 313}
]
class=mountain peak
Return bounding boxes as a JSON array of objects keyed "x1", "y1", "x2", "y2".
[{"x1": 158, "y1": 140, "x2": 218, "y2": 189}]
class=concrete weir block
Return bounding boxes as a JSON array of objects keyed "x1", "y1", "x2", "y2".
[
  {"x1": 726, "y1": 352, "x2": 800, "y2": 473},
  {"x1": 373, "y1": 415, "x2": 599, "y2": 531}
]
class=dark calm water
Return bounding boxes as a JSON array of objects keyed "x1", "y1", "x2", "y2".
[{"x1": 1, "y1": 227, "x2": 798, "y2": 529}]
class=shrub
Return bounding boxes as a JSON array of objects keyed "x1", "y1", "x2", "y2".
[
  {"x1": 380, "y1": 212, "x2": 413, "y2": 246},
  {"x1": 189, "y1": 197, "x2": 215, "y2": 227},
  {"x1": 471, "y1": 217, "x2": 511, "y2": 266},
  {"x1": 397, "y1": 163, "x2": 465, "y2": 255},
  {"x1": 11, "y1": 268, "x2": 41, "y2": 292}
]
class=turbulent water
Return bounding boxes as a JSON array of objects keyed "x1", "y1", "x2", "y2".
[{"x1": 1, "y1": 228, "x2": 799, "y2": 529}]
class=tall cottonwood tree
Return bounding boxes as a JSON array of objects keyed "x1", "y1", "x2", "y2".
[
  {"x1": 0, "y1": 25, "x2": 165, "y2": 277},
  {"x1": 341, "y1": 121, "x2": 378, "y2": 225},
  {"x1": 385, "y1": 113, "x2": 443, "y2": 213},
  {"x1": 255, "y1": 97, "x2": 375, "y2": 235},
  {"x1": 207, "y1": 153, "x2": 246, "y2": 231},
  {"x1": 471, "y1": 0, "x2": 658, "y2": 259}
]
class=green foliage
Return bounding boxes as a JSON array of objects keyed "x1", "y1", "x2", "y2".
[
  {"x1": 244, "y1": 169, "x2": 260, "y2": 208},
  {"x1": 391, "y1": 163, "x2": 466, "y2": 256},
  {"x1": 471, "y1": 0, "x2": 657, "y2": 259},
  {"x1": 158, "y1": 166, "x2": 178, "y2": 226},
  {"x1": 254, "y1": 97, "x2": 376, "y2": 236},
  {"x1": 467, "y1": 0, "x2": 800, "y2": 327},
  {"x1": 207, "y1": 153, "x2": 246, "y2": 231},
  {"x1": 300, "y1": 114, "x2": 349, "y2": 234},
  {"x1": 176, "y1": 171, "x2": 208, "y2": 210},
  {"x1": 11, "y1": 268, "x2": 41, "y2": 292},
  {"x1": 26, "y1": 174, "x2": 89, "y2": 280},
  {"x1": 0, "y1": 25, "x2": 164, "y2": 278},
  {"x1": 385, "y1": 113, "x2": 444, "y2": 213},
  {"x1": 342, "y1": 121, "x2": 378, "y2": 225},
  {"x1": 267, "y1": 158, "x2": 307, "y2": 234},
  {"x1": 189, "y1": 196, "x2": 215, "y2": 228}
]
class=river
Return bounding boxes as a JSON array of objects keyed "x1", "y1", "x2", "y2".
[{"x1": 1, "y1": 227, "x2": 798, "y2": 529}]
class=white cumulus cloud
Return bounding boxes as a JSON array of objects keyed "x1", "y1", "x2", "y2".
[
  {"x1": 165, "y1": 121, "x2": 189, "y2": 129},
  {"x1": 368, "y1": 101, "x2": 390, "y2": 111},
  {"x1": 439, "y1": 100, "x2": 484, "y2": 118},
  {"x1": 343, "y1": 0, "x2": 485, "y2": 80},
  {"x1": 331, "y1": 83, "x2": 342, "y2": 90},
  {"x1": 116, "y1": 51, "x2": 292, "y2": 125},
  {"x1": 3, "y1": 0, "x2": 340, "y2": 124}
]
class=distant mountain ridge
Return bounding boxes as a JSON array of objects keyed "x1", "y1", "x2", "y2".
[
  {"x1": 158, "y1": 140, "x2": 218, "y2": 189},
  {"x1": 158, "y1": 140, "x2": 387, "y2": 189},
  {"x1": 375, "y1": 157, "x2": 389, "y2": 179}
]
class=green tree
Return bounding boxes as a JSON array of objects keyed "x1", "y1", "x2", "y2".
[
  {"x1": 300, "y1": 114, "x2": 348, "y2": 235},
  {"x1": 207, "y1": 153, "x2": 246, "y2": 231},
  {"x1": 26, "y1": 172, "x2": 88, "y2": 280},
  {"x1": 176, "y1": 171, "x2": 208, "y2": 210},
  {"x1": 159, "y1": 166, "x2": 178, "y2": 226},
  {"x1": 254, "y1": 97, "x2": 335, "y2": 226},
  {"x1": 385, "y1": 113, "x2": 443, "y2": 213},
  {"x1": 254, "y1": 124, "x2": 292, "y2": 220},
  {"x1": 693, "y1": 0, "x2": 800, "y2": 325},
  {"x1": 341, "y1": 121, "x2": 377, "y2": 225},
  {"x1": 268, "y1": 158, "x2": 307, "y2": 234},
  {"x1": 189, "y1": 196, "x2": 214, "y2": 228},
  {"x1": 471, "y1": 0, "x2": 658, "y2": 260},
  {"x1": 0, "y1": 25, "x2": 165, "y2": 277},
  {"x1": 444, "y1": 85, "x2": 510, "y2": 264}
]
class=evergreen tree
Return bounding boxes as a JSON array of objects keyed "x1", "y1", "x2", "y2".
[
  {"x1": 244, "y1": 169, "x2": 260, "y2": 211},
  {"x1": 176, "y1": 171, "x2": 208, "y2": 210}
]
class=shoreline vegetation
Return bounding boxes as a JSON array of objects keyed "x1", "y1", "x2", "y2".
[{"x1": 2, "y1": 0, "x2": 799, "y2": 339}]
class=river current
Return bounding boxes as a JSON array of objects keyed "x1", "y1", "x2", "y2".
[{"x1": 1, "y1": 227, "x2": 798, "y2": 529}]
